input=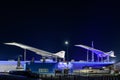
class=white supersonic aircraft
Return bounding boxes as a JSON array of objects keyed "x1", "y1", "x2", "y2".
[
  {"x1": 4, "y1": 42, "x2": 65, "y2": 59},
  {"x1": 75, "y1": 44, "x2": 116, "y2": 57}
]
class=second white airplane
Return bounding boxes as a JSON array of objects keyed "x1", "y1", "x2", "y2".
[{"x1": 75, "y1": 44, "x2": 116, "y2": 57}]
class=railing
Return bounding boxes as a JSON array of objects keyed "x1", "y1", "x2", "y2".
[{"x1": 39, "y1": 74, "x2": 120, "y2": 80}]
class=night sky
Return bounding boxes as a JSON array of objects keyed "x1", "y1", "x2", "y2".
[{"x1": 0, "y1": 1, "x2": 120, "y2": 61}]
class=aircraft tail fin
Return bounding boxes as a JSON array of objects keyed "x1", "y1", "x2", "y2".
[
  {"x1": 106, "y1": 51, "x2": 116, "y2": 57},
  {"x1": 54, "y1": 51, "x2": 65, "y2": 59}
]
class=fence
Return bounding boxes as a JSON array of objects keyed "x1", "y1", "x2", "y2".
[{"x1": 39, "y1": 74, "x2": 120, "y2": 80}]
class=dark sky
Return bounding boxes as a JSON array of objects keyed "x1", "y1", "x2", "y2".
[{"x1": 0, "y1": 1, "x2": 120, "y2": 61}]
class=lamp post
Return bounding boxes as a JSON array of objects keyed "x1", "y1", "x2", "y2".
[
  {"x1": 91, "y1": 41, "x2": 94, "y2": 62},
  {"x1": 65, "y1": 41, "x2": 69, "y2": 62}
]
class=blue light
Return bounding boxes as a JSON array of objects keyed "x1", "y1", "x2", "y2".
[{"x1": 58, "y1": 62, "x2": 73, "y2": 69}]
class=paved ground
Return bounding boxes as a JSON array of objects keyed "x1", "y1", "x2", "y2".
[{"x1": 0, "y1": 73, "x2": 40, "y2": 80}]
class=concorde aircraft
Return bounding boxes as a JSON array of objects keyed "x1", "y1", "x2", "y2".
[
  {"x1": 4, "y1": 42, "x2": 65, "y2": 59},
  {"x1": 75, "y1": 44, "x2": 116, "y2": 58}
]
